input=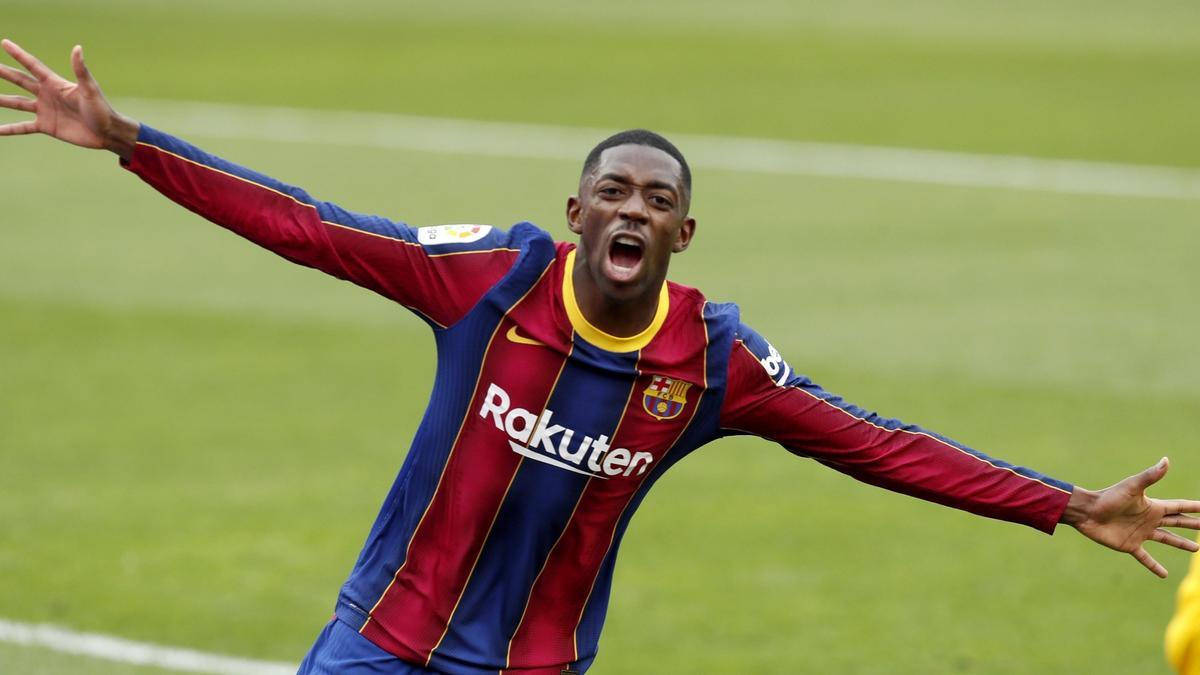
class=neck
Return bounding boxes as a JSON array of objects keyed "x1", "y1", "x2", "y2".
[{"x1": 566, "y1": 250, "x2": 668, "y2": 346}]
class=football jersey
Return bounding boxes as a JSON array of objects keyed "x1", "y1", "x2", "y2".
[{"x1": 123, "y1": 126, "x2": 1074, "y2": 674}]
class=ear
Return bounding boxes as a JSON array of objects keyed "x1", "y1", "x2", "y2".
[
  {"x1": 566, "y1": 195, "x2": 583, "y2": 235},
  {"x1": 672, "y1": 217, "x2": 697, "y2": 253}
]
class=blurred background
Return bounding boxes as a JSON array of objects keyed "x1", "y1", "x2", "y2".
[{"x1": 1, "y1": 1, "x2": 1198, "y2": 672}]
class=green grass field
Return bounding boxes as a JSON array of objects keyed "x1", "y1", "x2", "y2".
[{"x1": 2, "y1": 1, "x2": 1198, "y2": 673}]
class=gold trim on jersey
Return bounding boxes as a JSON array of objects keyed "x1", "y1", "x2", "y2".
[{"x1": 561, "y1": 249, "x2": 669, "y2": 352}]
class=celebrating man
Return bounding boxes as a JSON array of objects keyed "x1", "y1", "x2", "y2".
[{"x1": 3, "y1": 40, "x2": 1199, "y2": 675}]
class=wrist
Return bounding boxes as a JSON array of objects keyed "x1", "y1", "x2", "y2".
[
  {"x1": 1060, "y1": 486, "x2": 1100, "y2": 526},
  {"x1": 104, "y1": 112, "x2": 140, "y2": 161}
]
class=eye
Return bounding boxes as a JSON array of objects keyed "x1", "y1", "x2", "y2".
[
  {"x1": 650, "y1": 195, "x2": 673, "y2": 208},
  {"x1": 598, "y1": 186, "x2": 622, "y2": 197}
]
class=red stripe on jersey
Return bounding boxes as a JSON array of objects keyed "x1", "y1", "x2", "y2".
[
  {"x1": 720, "y1": 341, "x2": 1070, "y2": 532},
  {"x1": 128, "y1": 142, "x2": 516, "y2": 327},
  {"x1": 505, "y1": 290, "x2": 710, "y2": 668},
  {"x1": 362, "y1": 265, "x2": 569, "y2": 663}
]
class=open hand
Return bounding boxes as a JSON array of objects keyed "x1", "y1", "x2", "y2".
[
  {"x1": 1063, "y1": 457, "x2": 1200, "y2": 578},
  {"x1": 0, "y1": 39, "x2": 137, "y2": 158}
]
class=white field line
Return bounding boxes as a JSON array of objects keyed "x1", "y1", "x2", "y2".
[
  {"x1": 0, "y1": 618, "x2": 296, "y2": 675},
  {"x1": 115, "y1": 97, "x2": 1200, "y2": 201}
]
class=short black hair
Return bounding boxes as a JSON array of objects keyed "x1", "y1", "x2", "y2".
[{"x1": 580, "y1": 129, "x2": 692, "y2": 195}]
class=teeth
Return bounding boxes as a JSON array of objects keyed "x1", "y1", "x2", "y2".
[{"x1": 613, "y1": 235, "x2": 642, "y2": 248}]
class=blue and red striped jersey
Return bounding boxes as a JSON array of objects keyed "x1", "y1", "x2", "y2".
[{"x1": 123, "y1": 126, "x2": 1074, "y2": 674}]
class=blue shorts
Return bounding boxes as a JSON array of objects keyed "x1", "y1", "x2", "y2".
[
  {"x1": 298, "y1": 617, "x2": 593, "y2": 674},
  {"x1": 298, "y1": 618, "x2": 435, "y2": 674}
]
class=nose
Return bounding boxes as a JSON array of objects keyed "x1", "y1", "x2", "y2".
[{"x1": 617, "y1": 190, "x2": 649, "y2": 223}]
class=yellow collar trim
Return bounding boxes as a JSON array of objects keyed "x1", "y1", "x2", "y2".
[{"x1": 562, "y1": 249, "x2": 670, "y2": 353}]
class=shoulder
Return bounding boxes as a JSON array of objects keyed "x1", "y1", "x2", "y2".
[
  {"x1": 655, "y1": 287, "x2": 783, "y2": 369},
  {"x1": 668, "y1": 285, "x2": 744, "y2": 344},
  {"x1": 663, "y1": 281, "x2": 738, "y2": 320},
  {"x1": 658, "y1": 285, "x2": 744, "y2": 377}
]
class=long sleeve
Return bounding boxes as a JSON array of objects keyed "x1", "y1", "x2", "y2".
[
  {"x1": 718, "y1": 322, "x2": 1073, "y2": 533},
  {"x1": 121, "y1": 125, "x2": 521, "y2": 328}
]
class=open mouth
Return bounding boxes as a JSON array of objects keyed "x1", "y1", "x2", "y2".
[{"x1": 605, "y1": 234, "x2": 645, "y2": 282}]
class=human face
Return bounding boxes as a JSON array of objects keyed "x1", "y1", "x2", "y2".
[{"x1": 567, "y1": 144, "x2": 696, "y2": 304}]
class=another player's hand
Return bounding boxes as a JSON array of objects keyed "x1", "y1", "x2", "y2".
[
  {"x1": 1062, "y1": 457, "x2": 1200, "y2": 578},
  {"x1": 0, "y1": 39, "x2": 138, "y2": 159}
]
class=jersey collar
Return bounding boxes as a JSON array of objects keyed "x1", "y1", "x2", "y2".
[{"x1": 562, "y1": 249, "x2": 670, "y2": 353}]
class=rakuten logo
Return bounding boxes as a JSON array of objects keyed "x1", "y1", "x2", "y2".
[{"x1": 479, "y1": 383, "x2": 653, "y2": 479}]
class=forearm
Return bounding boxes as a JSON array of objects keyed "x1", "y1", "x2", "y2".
[
  {"x1": 122, "y1": 124, "x2": 337, "y2": 247},
  {"x1": 721, "y1": 329, "x2": 1074, "y2": 533},
  {"x1": 120, "y1": 124, "x2": 438, "y2": 305},
  {"x1": 810, "y1": 434, "x2": 1074, "y2": 533},
  {"x1": 119, "y1": 125, "x2": 520, "y2": 327}
]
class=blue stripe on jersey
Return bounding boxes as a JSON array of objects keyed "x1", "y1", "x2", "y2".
[
  {"x1": 337, "y1": 226, "x2": 557, "y2": 615},
  {"x1": 430, "y1": 340, "x2": 641, "y2": 669},
  {"x1": 573, "y1": 302, "x2": 736, "y2": 664},
  {"x1": 134, "y1": 125, "x2": 510, "y2": 253},
  {"x1": 734, "y1": 322, "x2": 1074, "y2": 494}
]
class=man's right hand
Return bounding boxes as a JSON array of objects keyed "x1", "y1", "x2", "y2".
[{"x1": 0, "y1": 39, "x2": 138, "y2": 160}]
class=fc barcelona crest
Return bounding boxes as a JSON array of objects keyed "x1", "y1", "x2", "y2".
[{"x1": 642, "y1": 375, "x2": 692, "y2": 421}]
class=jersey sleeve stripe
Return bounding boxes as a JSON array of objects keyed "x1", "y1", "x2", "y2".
[
  {"x1": 140, "y1": 138, "x2": 521, "y2": 258},
  {"x1": 127, "y1": 128, "x2": 530, "y2": 328},
  {"x1": 137, "y1": 138, "x2": 516, "y2": 253},
  {"x1": 426, "y1": 247, "x2": 521, "y2": 258},
  {"x1": 728, "y1": 340, "x2": 1072, "y2": 495},
  {"x1": 131, "y1": 139, "x2": 463, "y2": 328}
]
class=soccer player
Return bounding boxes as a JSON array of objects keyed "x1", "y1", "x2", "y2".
[
  {"x1": 1168, "y1": 536, "x2": 1200, "y2": 674},
  {"x1": 4, "y1": 40, "x2": 1200, "y2": 674}
]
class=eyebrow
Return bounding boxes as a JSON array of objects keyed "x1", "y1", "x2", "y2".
[{"x1": 595, "y1": 172, "x2": 680, "y2": 196}]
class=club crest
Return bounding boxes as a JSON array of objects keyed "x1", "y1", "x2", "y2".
[{"x1": 642, "y1": 375, "x2": 692, "y2": 421}]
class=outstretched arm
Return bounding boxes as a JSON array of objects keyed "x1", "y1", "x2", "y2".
[
  {"x1": 1060, "y1": 458, "x2": 1200, "y2": 578},
  {"x1": 721, "y1": 322, "x2": 1200, "y2": 578},
  {"x1": 0, "y1": 40, "x2": 524, "y2": 329},
  {"x1": 0, "y1": 39, "x2": 138, "y2": 158}
]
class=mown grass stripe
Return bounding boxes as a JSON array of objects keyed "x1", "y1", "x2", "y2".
[{"x1": 116, "y1": 97, "x2": 1200, "y2": 201}]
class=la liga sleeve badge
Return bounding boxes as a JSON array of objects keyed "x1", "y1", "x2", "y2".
[
  {"x1": 642, "y1": 375, "x2": 692, "y2": 421},
  {"x1": 417, "y1": 224, "x2": 493, "y2": 245}
]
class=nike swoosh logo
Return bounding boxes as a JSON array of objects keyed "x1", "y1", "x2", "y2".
[{"x1": 506, "y1": 326, "x2": 546, "y2": 347}]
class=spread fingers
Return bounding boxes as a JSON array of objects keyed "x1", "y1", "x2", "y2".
[
  {"x1": 0, "y1": 63, "x2": 39, "y2": 93},
  {"x1": 0, "y1": 93, "x2": 35, "y2": 112}
]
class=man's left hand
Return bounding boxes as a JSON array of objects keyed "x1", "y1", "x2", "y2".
[{"x1": 1062, "y1": 457, "x2": 1200, "y2": 578}]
